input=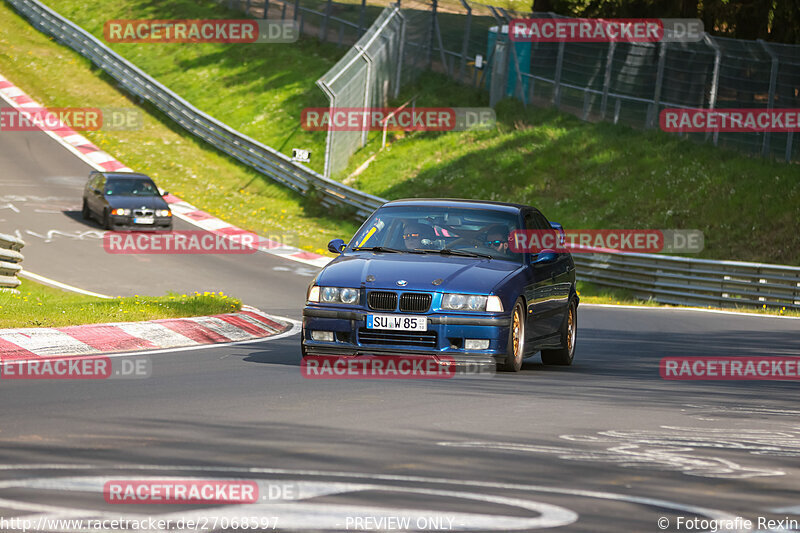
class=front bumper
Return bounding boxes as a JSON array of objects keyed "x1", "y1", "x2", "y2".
[
  {"x1": 110, "y1": 215, "x2": 173, "y2": 230},
  {"x1": 302, "y1": 307, "x2": 511, "y2": 366}
]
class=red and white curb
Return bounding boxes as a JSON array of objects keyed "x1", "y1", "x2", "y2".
[
  {"x1": 0, "y1": 72, "x2": 332, "y2": 269},
  {"x1": 0, "y1": 306, "x2": 296, "y2": 360}
]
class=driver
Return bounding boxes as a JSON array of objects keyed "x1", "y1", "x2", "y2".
[
  {"x1": 402, "y1": 222, "x2": 436, "y2": 250},
  {"x1": 484, "y1": 224, "x2": 510, "y2": 255}
]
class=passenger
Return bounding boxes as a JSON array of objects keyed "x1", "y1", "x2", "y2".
[{"x1": 402, "y1": 222, "x2": 436, "y2": 250}]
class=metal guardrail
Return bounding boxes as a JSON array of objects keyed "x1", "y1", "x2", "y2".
[
  {"x1": 6, "y1": 0, "x2": 386, "y2": 219},
  {"x1": 574, "y1": 252, "x2": 800, "y2": 311},
  {"x1": 0, "y1": 233, "x2": 25, "y2": 292},
  {"x1": 9, "y1": 0, "x2": 800, "y2": 312}
]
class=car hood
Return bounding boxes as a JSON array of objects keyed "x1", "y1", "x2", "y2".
[
  {"x1": 317, "y1": 252, "x2": 522, "y2": 294},
  {"x1": 105, "y1": 196, "x2": 169, "y2": 210}
]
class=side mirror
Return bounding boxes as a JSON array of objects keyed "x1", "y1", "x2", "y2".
[
  {"x1": 328, "y1": 238, "x2": 346, "y2": 254},
  {"x1": 533, "y1": 249, "x2": 557, "y2": 265}
]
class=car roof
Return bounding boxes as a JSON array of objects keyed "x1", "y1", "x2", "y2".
[
  {"x1": 381, "y1": 198, "x2": 532, "y2": 214},
  {"x1": 91, "y1": 172, "x2": 153, "y2": 181}
]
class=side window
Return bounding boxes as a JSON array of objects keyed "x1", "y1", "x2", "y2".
[
  {"x1": 524, "y1": 212, "x2": 538, "y2": 230},
  {"x1": 534, "y1": 212, "x2": 550, "y2": 230}
]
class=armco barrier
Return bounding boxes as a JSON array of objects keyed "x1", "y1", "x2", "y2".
[
  {"x1": 6, "y1": 0, "x2": 385, "y2": 219},
  {"x1": 9, "y1": 0, "x2": 800, "y2": 312},
  {"x1": 574, "y1": 252, "x2": 800, "y2": 311},
  {"x1": 0, "y1": 233, "x2": 25, "y2": 292}
]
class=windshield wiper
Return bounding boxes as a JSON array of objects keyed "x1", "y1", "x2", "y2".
[
  {"x1": 413, "y1": 248, "x2": 493, "y2": 259},
  {"x1": 352, "y1": 246, "x2": 408, "y2": 254}
]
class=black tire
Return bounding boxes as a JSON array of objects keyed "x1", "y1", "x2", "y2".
[
  {"x1": 499, "y1": 298, "x2": 525, "y2": 372},
  {"x1": 541, "y1": 298, "x2": 577, "y2": 366},
  {"x1": 102, "y1": 208, "x2": 112, "y2": 230},
  {"x1": 81, "y1": 199, "x2": 91, "y2": 220}
]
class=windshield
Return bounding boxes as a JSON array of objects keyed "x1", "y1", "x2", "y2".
[
  {"x1": 349, "y1": 205, "x2": 522, "y2": 262},
  {"x1": 105, "y1": 179, "x2": 160, "y2": 197}
]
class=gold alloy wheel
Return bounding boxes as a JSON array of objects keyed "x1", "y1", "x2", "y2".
[
  {"x1": 512, "y1": 305, "x2": 522, "y2": 360},
  {"x1": 567, "y1": 305, "x2": 575, "y2": 354}
]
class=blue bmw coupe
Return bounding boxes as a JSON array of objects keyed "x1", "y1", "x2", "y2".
[{"x1": 301, "y1": 199, "x2": 578, "y2": 371}]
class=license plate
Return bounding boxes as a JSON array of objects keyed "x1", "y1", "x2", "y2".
[
  {"x1": 134, "y1": 217, "x2": 154, "y2": 224},
  {"x1": 367, "y1": 314, "x2": 427, "y2": 331}
]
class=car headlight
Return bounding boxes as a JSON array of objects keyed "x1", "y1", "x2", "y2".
[
  {"x1": 111, "y1": 208, "x2": 131, "y2": 216},
  {"x1": 156, "y1": 209, "x2": 172, "y2": 217},
  {"x1": 442, "y1": 293, "x2": 488, "y2": 311},
  {"x1": 310, "y1": 286, "x2": 360, "y2": 305},
  {"x1": 307, "y1": 285, "x2": 320, "y2": 302},
  {"x1": 340, "y1": 288, "x2": 359, "y2": 304}
]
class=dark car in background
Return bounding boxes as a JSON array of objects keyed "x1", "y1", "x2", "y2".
[
  {"x1": 82, "y1": 171, "x2": 173, "y2": 231},
  {"x1": 302, "y1": 199, "x2": 579, "y2": 372}
]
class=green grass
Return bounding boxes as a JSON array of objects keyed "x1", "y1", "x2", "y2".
[
  {"x1": 0, "y1": 280, "x2": 242, "y2": 328},
  {"x1": 0, "y1": 1, "x2": 358, "y2": 257}
]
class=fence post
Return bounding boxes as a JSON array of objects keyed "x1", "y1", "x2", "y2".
[
  {"x1": 427, "y1": 0, "x2": 437, "y2": 69},
  {"x1": 759, "y1": 39, "x2": 778, "y2": 158},
  {"x1": 553, "y1": 40, "x2": 564, "y2": 108},
  {"x1": 600, "y1": 41, "x2": 615, "y2": 119},
  {"x1": 317, "y1": 80, "x2": 335, "y2": 178},
  {"x1": 263, "y1": 0, "x2": 269, "y2": 18},
  {"x1": 457, "y1": 0, "x2": 472, "y2": 82},
  {"x1": 358, "y1": 0, "x2": 366, "y2": 37},
  {"x1": 394, "y1": 8, "x2": 406, "y2": 97},
  {"x1": 786, "y1": 132, "x2": 794, "y2": 162},
  {"x1": 320, "y1": 0, "x2": 333, "y2": 41},
  {"x1": 355, "y1": 45, "x2": 372, "y2": 148},
  {"x1": 704, "y1": 34, "x2": 721, "y2": 146},
  {"x1": 293, "y1": 0, "x2": 299, "y2": 21},
  {"x1": 647, "y1": 42, "x2": 667, "y2": 129}
]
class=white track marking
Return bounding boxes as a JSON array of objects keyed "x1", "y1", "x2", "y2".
[
  {"x1": 0, "y1": 464, "x2": 748, "y2": 532},
  {"x1": 0, "y1": 476, "x2": 578, "y2": 531},
  {"x1": 440, "y1": 426, "x2": 800, "y2": 479},
  {"x1": 18, "y1": 271, "x2": 112, "y2": 299}
]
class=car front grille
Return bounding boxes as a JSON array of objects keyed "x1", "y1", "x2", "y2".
[
  {"x1": 358, "y1": 328, "x2": 438, "y2": 348},
  {"x1": 133, "y1": 208, "x2": 154, "y2": 217},
  {"x1": 368, "y1": 291, "x2": 397, "y2": 311},
  {"x1": 399, "y1": 292, "x2": 432, "y2": 313}
]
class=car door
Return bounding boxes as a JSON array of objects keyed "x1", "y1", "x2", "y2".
[
  {"x1": 521, "y1": 210, "x2": 558, "y2": 342},
  {"x1": 533, "y1": 211, "x2": 571, "y2": 335},
  {"x1": 86, "y1": 174, "x2": 102, "y2": 215}
]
